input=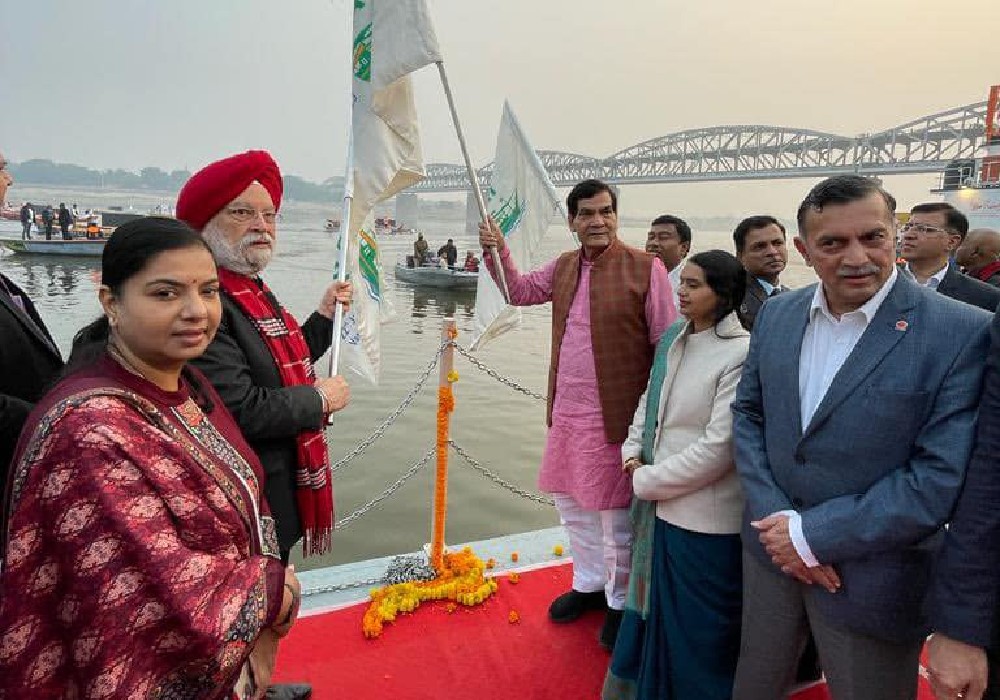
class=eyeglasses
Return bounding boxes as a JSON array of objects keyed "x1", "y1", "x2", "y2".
[
  {"x1": 225, "y1": 207, "x2": 277, "y2": 224},
  {"x1": 899, "y1": 222, "x2": 951, "y2": 236}
]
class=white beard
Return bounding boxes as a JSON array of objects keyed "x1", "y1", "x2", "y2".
[{"x1": 202, "y1": 221, "x2": 276, "y2": 276}]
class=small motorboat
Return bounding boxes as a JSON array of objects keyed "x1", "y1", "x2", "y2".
[{"x1": 394, "y1": 259, "x2": 479, "y2": 290}]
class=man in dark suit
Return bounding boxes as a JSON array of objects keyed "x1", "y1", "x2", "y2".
[
  {"x1": 732, "y1": 175, "x2": 991, "y2": 700},
  {"x1": 733, "y1": 215, "x2": 790, "y2": 331},
  {"x1": 925, "y1": 305, "x2": 1000, "y2": 700},
  {"x1": 0, "y1": 150, "x2": 63, "y2": 479},
  {"x1": 901, "y1": 202, "x2": 1000, "y2": 312}
]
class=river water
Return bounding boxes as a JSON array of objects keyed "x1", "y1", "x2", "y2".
[{"x1": 0, "y1": 187, "x2": 817, "y2": 570}]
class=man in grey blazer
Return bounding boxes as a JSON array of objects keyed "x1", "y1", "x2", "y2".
[
  {"x1": 731, "y1": 175, "x2": 991, "y2": 700},
  {"x1": 901, "y1": 202, "x2": 1000, "y2": 313}
]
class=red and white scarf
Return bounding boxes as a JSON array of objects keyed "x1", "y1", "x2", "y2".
[{"x1": 218, "y1": 267, "x2": 333, "y2": 555}]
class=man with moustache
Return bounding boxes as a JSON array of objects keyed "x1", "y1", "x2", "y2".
[
  {"x1": 0, "y1": 150, "x2": 63, "y2": 481},
  {"x1": 731, "y1": 175, "x2": 990, "y2": 700},
  {"x1": 733, "y1": 215, "x2": 790, "y2": 331},
  {"x1": 900, "y1": 202, "x2": 1000, "y2": 312},
  {"x1": 479, "y1": 179, "x2": 676, "y2": 650},
  {"x1": 956, "y1": 228, "x2": 1000, "y2": 287},
  {"x1": 178, "y1": 150, "x2": 352, "y2": 700},
  {"x1": 644, "y1": 214, "x2": 691, "y2": 310}
]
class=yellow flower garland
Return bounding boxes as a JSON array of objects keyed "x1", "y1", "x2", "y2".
[{"x1": 362, "y1": 547, "x2": 499, "y2": 638}]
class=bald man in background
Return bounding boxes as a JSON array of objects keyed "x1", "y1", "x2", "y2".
[{"x1": 957, "y1": 228, "x2": 1000, "y2": 288}]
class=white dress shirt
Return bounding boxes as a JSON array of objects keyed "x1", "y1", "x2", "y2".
[
  {"x1": 905, "y1": 262, "x2": 948, "y2": 290},
  {"x1": 782, "y1": 268, "x2": 899, "y2": 566},
  {"x1": 668, "y1": 263, "x2": 682, "y2": 313}
]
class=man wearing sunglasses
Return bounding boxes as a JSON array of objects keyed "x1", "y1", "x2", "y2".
[{"x1": 899, "y1": 202, "x2": 1000, "y2": 313}]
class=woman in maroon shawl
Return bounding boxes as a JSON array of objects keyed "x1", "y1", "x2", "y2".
[{"x1": 0, "y1": 218, "x2": 300, "y2": 699}]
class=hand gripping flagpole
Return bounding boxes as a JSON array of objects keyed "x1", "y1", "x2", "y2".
[{"x1": 435, "y1": 61, "x2": 511, "y2": 304}]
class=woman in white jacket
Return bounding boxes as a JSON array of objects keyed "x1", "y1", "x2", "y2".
[{"x1": 604, "y1": 250, "x2": 750, "y2": 700}]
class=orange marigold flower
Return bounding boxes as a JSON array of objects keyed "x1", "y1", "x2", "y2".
[
  {"x1": 485, "y1": 558, "x2": 496, "y2": 569},
  {"x1": 445, "y1": 603, "x2": 457, "y2": 614},
  {"x1": 553, "y1": 544, "x2": 564, "y2": 556},
  {"x1": 508, "y1": 610, "x2": 520, "y2": 624},
  {"x1": 511, "y1": 552, "x2": 519, "y2": 563}
]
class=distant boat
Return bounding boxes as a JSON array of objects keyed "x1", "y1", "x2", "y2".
[
  {"x1": 1, "y1": 239, "x2": 106, "y2": 257},
  {"x1": 326, "y1": 218, "x2": 341, "y2": 231},
  {"x1": 394, "y1": 261, "x2": 479, "y2": 290},
  {"x1": 1, "y1": 210, "x2": 148, "y2": 257}
]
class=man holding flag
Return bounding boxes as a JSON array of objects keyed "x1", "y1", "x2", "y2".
[{"x1": 480, "y1": 179, "x2": 676, "y2": 650}]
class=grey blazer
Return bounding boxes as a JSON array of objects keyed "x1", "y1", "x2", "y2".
[
  {"x1": 737, "y1": 273, "x2": 788, "y2": 331},
  {"x1": 733, "y1": 273, "x2": 991, "y2": 643},
  {"x1": 936, "y1": 264, "x2": 1000, "y2": 313}
]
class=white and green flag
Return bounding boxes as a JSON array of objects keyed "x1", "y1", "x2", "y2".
[
  {"x1": 471, "y1": 101, "x2": 563, "y2": 350},
  {"x1": 340, "y1": 0, "x2": 441, "y2": 383}
]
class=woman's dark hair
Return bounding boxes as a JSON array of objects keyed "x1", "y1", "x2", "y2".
[
  {"x1": 686, "y1": 250, "x2": 746, "y2": 332},
  {"x1": 66, "y1": 216, "x2": 216, "y2": 409}
]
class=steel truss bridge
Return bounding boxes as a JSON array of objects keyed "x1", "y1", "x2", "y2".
[{"x1": 410, "y1": 100, "x2": 989, "y2": 192}]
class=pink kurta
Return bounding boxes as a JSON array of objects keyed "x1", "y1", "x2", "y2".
[{"x1": 487, "y1": 246, "x2": 676, "y2": 510}]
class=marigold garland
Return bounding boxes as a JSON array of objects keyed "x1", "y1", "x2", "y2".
[
  {"x1": 362, "y1": 547, "x2": 499, "y2": 638},
  {"x1": 431, "y1": 384, "x2": 455, "y2": 570}
]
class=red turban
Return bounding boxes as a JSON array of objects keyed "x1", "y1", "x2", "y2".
[{"x1": 176, "y1": 150, "x2": 283, "y2": 231}]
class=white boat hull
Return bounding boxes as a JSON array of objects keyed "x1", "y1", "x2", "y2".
[
  {"x1": 394, "y1": 263, "x2": 479, "y2": 290},
  {"x1": 1, "y1": 238, "x2": 105, "y2": 257}
]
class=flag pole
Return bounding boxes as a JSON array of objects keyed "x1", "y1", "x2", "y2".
[
  {"x1": 435, "y1": 60, "x2": 510, "y2": 303},
  {"x1": 325, "y1": 4, "x2": 356, "y2": 426}
]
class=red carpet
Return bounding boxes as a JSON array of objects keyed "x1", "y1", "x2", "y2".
[{"x1": 272, "y1": 561, "x2": 936, "y2": 700}]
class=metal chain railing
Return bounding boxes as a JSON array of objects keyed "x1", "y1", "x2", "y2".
[
  {"x1": 452, "y1": 343, "x2": 547, "y2": 402},
  {"x1": 335, "y1": 446, "x2": 436, "y2": 530},
  {"x1": 449, "y1": 439, "x2": 555, "y2": 506},
  {"x1": 330, "y1": 342, "x2": 449, "y2": 475}
]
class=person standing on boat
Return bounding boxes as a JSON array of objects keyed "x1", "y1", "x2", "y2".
[
  {"x1": 604, "y1": 250, "x2": 749, "y2": 699},
  {"x1": 479, "y1": 179, "x2": 676, "y2": 650},
  {"x1": 58, "y1": 202, "x2": 72, "y2": 240},
  {"x1": 0, "y1": 219, "x2": 300, "y2": 698},
  {"x1": 178, "y1": 150, "x2": 350, "y2": 700},
  {"x1": 41, "y1": 205, "x2": 54, "y2": 241},
  {"x1": 644, "y1": 214, "x2": 691, "y2": 311},
  {"x1": 731, "y1": 175, "x2": 991, "y2": 700},
  {"x1": 19, "y1": 200, "x2": 32, "y2": 240},
  {"x1": 956, "y1": 228, "x2": 1000, "y2": 287},
  {"x1": 463, "y1": 250, "x2": 479, "y2": 272},
  {"x1": 0, "y1": 151, "x2": 62, "y2": 485},
  {"x1": 413, "y1": 232, "x2": 429, "y2": 266},
  {"x1": 437, "y1": 238, "x2": 458, "y2": 269},
  {"x1": 733, "y1": 215, "x2": 790, "y2": 331}
]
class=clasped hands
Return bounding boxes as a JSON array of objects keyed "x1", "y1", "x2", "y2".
[{"x1": 752, "y1": 514, "x2": 841, "y2": 593}]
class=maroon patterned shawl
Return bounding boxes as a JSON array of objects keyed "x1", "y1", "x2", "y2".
[{"x1": 0, "y1": 356, "x2": 285, "y2": 699}]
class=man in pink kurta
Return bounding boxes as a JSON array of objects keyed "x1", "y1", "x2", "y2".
[{"x1": 481, "y1": 180, "x2": 676, "y2": 649}]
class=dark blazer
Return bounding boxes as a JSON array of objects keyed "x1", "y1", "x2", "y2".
[
  {"x1": 190, "y1": 288, "x2": 332, "y2": 554},
  {"x1": 737, "y1": 274, "x2": 788, "y2": 331},
  {"x1": 936, "y1": 264, "x2": 1000, "y2": 313},
  {"x1": 0, "y1": 273, "x2": 63, "y2": 481},
  {"x1": 733, "y1": 273, "x2": 990, "y2": 643},
  {"x1": 928, "y1": 308, "x2": 1000, "y2": 648}
]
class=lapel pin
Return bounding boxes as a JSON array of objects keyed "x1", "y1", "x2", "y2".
[{"x1": 895, "y1": 320, "x2": 909, "y2": 332}]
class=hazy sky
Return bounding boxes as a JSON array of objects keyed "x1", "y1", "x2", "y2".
[{"x1": 3, "y1": 0, "x2": 998, "y2": 218}]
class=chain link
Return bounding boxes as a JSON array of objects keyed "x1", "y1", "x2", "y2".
[
  {"x1": 453, "y1": 344, "x2": 547, "y2": 402},
  {"x1": 302, "y1": 575, "x2": 385, "y2": 597},
  {"x1": 335, "y1": 446, "x2": 436, "y2": 529},
  {"x1": 329, "y1": 342, "x2": 449, "y2": 475},
  {"x1": 449, "y1": 440, "x2": 555, "y2": 506}
]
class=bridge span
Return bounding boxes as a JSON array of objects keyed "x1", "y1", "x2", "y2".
[{"x1": 410, "y1": 100, "x2": 988, "y2": 193}]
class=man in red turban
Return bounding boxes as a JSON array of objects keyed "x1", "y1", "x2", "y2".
[{"x1": 180, "y1": 150, "x2": 351, "y2": 700}]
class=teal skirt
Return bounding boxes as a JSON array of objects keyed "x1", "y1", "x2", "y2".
[{"x1": 603, "y1": 519, "x2": 743, "y2": 700}]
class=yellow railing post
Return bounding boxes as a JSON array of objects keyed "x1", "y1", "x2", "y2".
[{"x1": 431, "y1": 317, "x2": 457, "y2": 570}]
